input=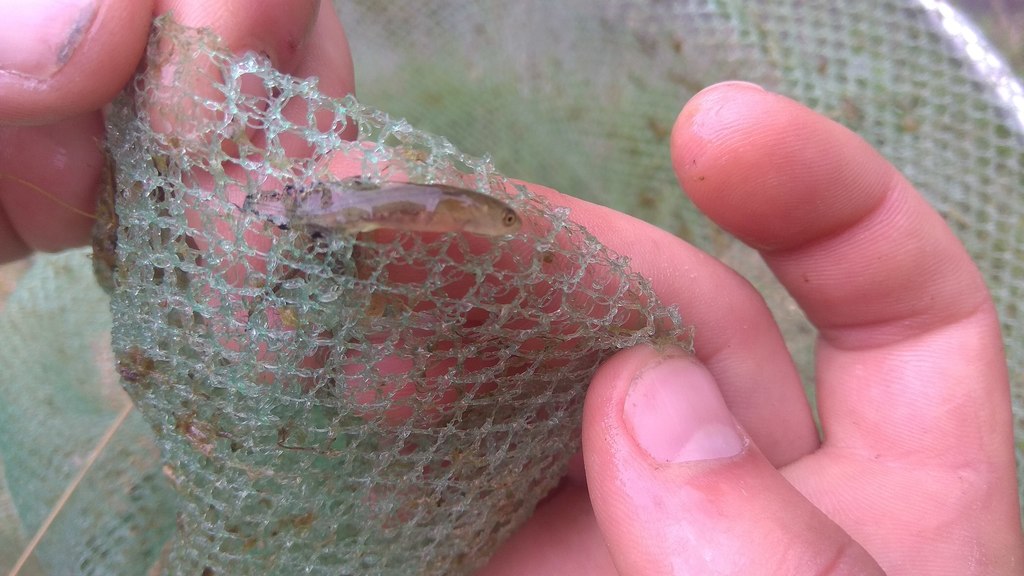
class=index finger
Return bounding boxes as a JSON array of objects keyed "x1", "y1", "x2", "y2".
[
  {"x1": 0, "y1": 0, "x2": 354, "y2": 263},
  {"x1": 675, "y1": 85, "x2": 991, "y2": 348},
  {"x1": 673, "y1": 82, "x2": 1020, "y2": 551}
]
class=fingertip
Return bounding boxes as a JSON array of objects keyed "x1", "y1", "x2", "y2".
[
  {"x1": 583, "y1": 347, "x2": 748, "y2": 521},
  {"x1": 670, "y1": 81, "x2": 893, "y2": 252},
  {"x1": 0, "y1": 0, "x2": 155, "y2": 123},
  {"x1": 157, "y1": 0, "x2": 322, "y2": 72},
  {"x1": 583, "y1": 345, "x2": 744, "y2": 573},
  {"x1": 670, "y1": 80, "x2": 769, "y2": 167},
  {"x1": 148, "y1": 1, "x2": 355, "y2": 143},
  {"x1": 621, "y1": 349, "x2": 746, "y2": 464},
  {"x1": 0, "y1": 116, "x2": 105, "y2": 256},
  {"x1": 672, "y1": 81, "x2": 990, "y2": 344},
  {"x1": 583, "y1": 344, "x2": 884, "y2": 575},
  {"x1": 291, "y1": 2, "x2": 356, "y2": 100}
]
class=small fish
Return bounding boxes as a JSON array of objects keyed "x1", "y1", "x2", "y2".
[{"x1": 244, "y1": 177, "x2": 521, "y2": 237}]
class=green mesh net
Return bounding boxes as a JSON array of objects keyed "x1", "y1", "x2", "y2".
[
  {"x1": 0, "y1": 252, "x2": 176, "y2": 576},
  {"x1": 6, "y1": 15, "x2": 691, "y2": 576},
  {"x1": 336, "y1": 0, "x2": 1024, "y2": 518},
  {"x1": 2, "y1": 1, "x2": 1023, "y2": 574}
]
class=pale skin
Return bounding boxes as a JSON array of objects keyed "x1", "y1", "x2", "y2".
[{"x1": 1, "y1": 1, "x2": 1021, "y2": 574}]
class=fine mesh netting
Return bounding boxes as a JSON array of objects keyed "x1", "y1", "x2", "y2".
[
  {"x1": 8, "y1": 15, "x2": 692, "y2": 576},
  {"x1": 1, "y1": 1, "x2": 1023, "y2": 574},
  {"x1": 338, "y1": 0, "x2": 1024, "y2": 517},
  {"x1": 0, "y1": 254, "x2": 175, "y2": 576}
]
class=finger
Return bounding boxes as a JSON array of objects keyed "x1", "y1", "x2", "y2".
[
  {"x1": 0, "y1": 2, "x2": 356, "y2": 263},
  {"x1": 148, "y1": 0, "x2": 350, "y2": 119},
  {"x1": 480, "y1": 483, "x2": 617, "y2": 575},
  {"x1": 0, "y1": 0, "x2": 153, "y2": 263},
  {"x1": 250, "y1": 6, "x2": 357, "y2": 156},
  {"x1": 672, "y1": 81, "x2": 991, "y2": 344},
  {"x1": 583, "y1": 345, "x2": 884, "y2": 575},
  {"x1": 0, "y1": 0, "x2": 155, "y2": 123},
  {"x1": 289, "y1": 3, "x2": 355, "y2": 101},
  {"x1": 155, "y1": 0, "x2": 321, "y2": 70},
  {"x1": 469, "y1": 175, "x2": 823, "y2": 571},
  {"x1": 0, "y1": 115, "x2": 105, "y2": 261},
  {"x1": 531, "y1": 186, "x2": 819, "y2": 466},
  {"x1": 145, "y1": 1, "x2": 354, "y2": 197},
  {"x1": 287, "y1": 1, "x2": 356, "y2": 141},
  {"x1": 673, "y1": 82, "x2": 1022, "y2": 569}
]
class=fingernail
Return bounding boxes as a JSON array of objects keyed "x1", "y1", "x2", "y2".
[
  {"x1": 717, "y1": 80, "x2": 765, "y2": 91},
  {"x1": 624, "y1": 355, "x2": 745, "y2": 462},
  {"x1": 0, "y1": 0, "x2": 98, "y2": 79},
  {"x1": 693, "y1": 80, "x2": 766, "y2": 99}
]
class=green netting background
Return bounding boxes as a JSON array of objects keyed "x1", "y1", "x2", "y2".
[{"x1": 1, "y1": 1, "x2": 1022, "y2": 574}]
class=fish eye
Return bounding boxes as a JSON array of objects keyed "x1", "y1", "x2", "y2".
[{"x1": 502, "y1": 209, "x2": 519, "y2": 227}]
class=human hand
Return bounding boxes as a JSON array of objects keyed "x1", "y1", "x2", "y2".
[
  {"x1": 0, "y1": 0, "x2": 353, "y2": 263},
  {"x1": 477, "y1": 81, "x2": 1024, "y2": 574},
  {"x1": 5, "y1": 3, "x2": 1021, "y2": 574}
]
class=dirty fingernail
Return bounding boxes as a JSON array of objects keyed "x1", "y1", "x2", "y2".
[{"x1": 0, "y1": 0, "x2": 98, "y2": 79}]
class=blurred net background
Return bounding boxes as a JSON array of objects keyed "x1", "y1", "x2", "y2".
[{"x1": 1, "y1": 0, "x2": 1022, "y2": 574}]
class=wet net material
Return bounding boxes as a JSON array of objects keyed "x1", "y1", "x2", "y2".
[
  {"x1": 1, "y1": 1, "x2": 1023, "y2": 575},
  {"x1": 338, "y1": 0, "x2": 1024, "y2": 515},
  {"x1": 87, "y1": 15, "x2": 688, "y2": 575}
]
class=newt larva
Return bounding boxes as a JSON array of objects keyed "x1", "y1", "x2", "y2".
[{"x1": 244, "y1": 177, "x2": 522, "y2": 237}]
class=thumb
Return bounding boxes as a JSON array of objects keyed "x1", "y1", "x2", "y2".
[
  {"x1": 0, "y1": 0, "x2": 155, "y2": 123},
  {"x1": 582, "y1": 345, "x2": 883, "y2": 575}
]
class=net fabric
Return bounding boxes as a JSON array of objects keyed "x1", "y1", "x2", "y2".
[
  {"x1": 337, "y1": 0, "x2": 1024, "y2": 510},
  {"x1": 104, "y1": 16, "x2": 689, "y2": 575},
  {"x1": 1, "y1": 1, "x2": 1023, "y2": 575},
  {"x1": 0, "y1": 254, "x2": 176, "y2": 576}
]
